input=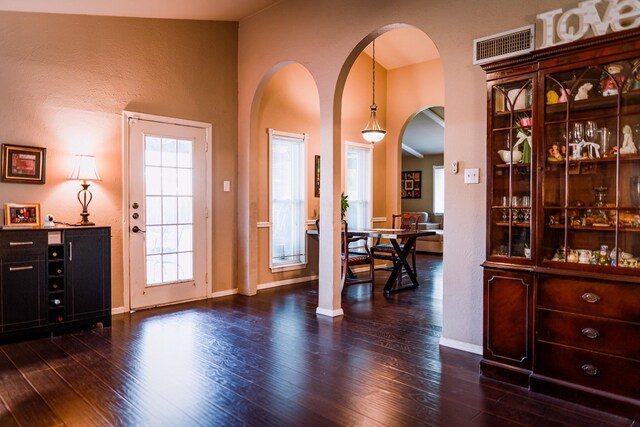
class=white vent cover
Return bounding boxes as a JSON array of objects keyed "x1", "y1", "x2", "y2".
[{"x1": 473, "y1": 25, "x2": 535, "y2": 65}]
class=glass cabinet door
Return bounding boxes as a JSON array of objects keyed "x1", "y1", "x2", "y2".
[
  {"x1": 541, "y1": 59, "x2": 640, "y2": 271},
  {"x1": 489, "y1": 77, "x2": 534, "y2": 260}
]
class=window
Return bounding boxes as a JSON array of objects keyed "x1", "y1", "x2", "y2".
[
  {"x1": 433, "y1": 165, "x2": 444, "y2": 214},
  {"x1": 345, "y1": 142, "x2": 372, "y2": 230},
  {"x1": 269, "y1": 129, "x2": 307, "y2": 269}
]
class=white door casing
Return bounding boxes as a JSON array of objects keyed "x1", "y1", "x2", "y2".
[{"x1": 123, "y1": 112, "x2": 212, "y2": 311}]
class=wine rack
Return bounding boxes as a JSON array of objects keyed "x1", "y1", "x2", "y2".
[{"x1": 47, "y1": 242, "x2": 65, "y2": 323}]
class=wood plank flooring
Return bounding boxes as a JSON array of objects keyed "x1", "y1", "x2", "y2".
[{"x1": 0, "y1": 254, "x2": 637, "y2": 426}]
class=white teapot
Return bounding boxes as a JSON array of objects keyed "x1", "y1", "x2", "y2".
[{"x1": 498, "y1": 149, "x2": 522, "y2": 164}]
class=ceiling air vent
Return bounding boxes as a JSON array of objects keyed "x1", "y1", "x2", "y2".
[{"x1": 473, "y1": 25, "x2": 535, "y2": 65}]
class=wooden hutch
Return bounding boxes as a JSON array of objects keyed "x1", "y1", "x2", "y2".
[{"x1": 481, "y1": 28, "x2": 640, "y2": 417}]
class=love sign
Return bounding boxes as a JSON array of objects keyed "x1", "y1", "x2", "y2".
[{"x1": 538, "y1": 0, "x2": 640, "y2": 49}]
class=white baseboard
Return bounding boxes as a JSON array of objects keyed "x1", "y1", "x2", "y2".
[
  {"x1": 316, "y1": 307, "x2": 344, "y2": 317},
  {"x1": 439, "y1": 337, "x2": 483, "y2": 355},
  {"x1": 210, "y1": 289, "x2": 238, "y2": 298},
  {"x1": 258, "y1": 275, "x2": 318, "y2": 290},
  {"x1": 111, "y1": 306, "x2": 126, "y2": 315}
]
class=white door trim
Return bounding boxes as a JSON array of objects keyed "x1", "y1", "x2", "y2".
[{"x1": 122, "y1": 110, "x2": 213, "y2": 312}]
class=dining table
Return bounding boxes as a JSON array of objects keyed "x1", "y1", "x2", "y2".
[{"x1": 348, "y1": 228, "x2": 436, "y2": 295}]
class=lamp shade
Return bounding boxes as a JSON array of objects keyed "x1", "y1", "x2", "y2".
[
  {"x1": 361, "y1": 104, "x2": 387, "y2": 143},
  {"x1": 68, "y1": 155, "x2": 101, "y2": 181}
]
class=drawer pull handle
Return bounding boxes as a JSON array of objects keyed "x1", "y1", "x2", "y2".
[
  {"x1": 9, "y1": 241, "x2": 33, "y2": 246},
  {"x1": 9, "y1": 266, "x2": 33, "y2": 272},
  {"x1": 581, "y1": 292, "x2": 600, "y2": 304},
  {"x1": 581, "y1": 328, "x2": 600, "y2": 339},
  {"x1": 581, "y1": 364, "x2": 600, "y2": 376}
]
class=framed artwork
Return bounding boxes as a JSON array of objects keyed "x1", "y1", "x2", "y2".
[
  {"x1": 1, "y1": 144, "x2": 46, "y2": 184},
  {"x1": 4, "y1": 203, "x2": 41, "y2": 227},
  {"x1": 314, "y1": 155, "x2": 320, "y2": 198},
  {"x1": 401, "y1": 170, "x2": 422, "y2": 199}
]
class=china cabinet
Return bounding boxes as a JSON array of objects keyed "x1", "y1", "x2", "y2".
[{"x1": 481, "y1": 28, "x2": 640, "y2": 417}]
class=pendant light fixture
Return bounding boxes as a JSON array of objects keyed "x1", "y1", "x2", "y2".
[{"x1": 361, "y1": 39, "x2": 386, "y2": 143}]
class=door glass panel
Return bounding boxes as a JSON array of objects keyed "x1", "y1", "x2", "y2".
[
  {"x1": 489, "y1": 79, "x2": 532, "y2": 259},
  {"x1": 144, "y1": 135, "x2": 195, "y2": 286}
]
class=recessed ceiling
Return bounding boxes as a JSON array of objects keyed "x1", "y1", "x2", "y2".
[
  {"x1": 402, "y1": 107, "x2": 445, "y2": 156},
  {"x1": 363, "y1": 27, "x2": 440, "y2": 70},
  {"x1": 0, "y1": 0, "x2": 282, "y2": 21}
]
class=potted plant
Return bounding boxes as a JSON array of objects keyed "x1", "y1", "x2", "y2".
[{"x1": 341, "y1": 192, "x2": 349, "y2": 220}]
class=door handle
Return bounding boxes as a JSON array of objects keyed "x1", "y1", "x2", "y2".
[
  {"x1": 132, "y1": 226, "x2": 146, "y2": 233},
  {"x1": 9, "y1": 266, "x2": 33, "y2": 272}
]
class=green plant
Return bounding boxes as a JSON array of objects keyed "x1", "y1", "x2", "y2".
[{"x1": 341, "y1": 192, "x2": 349, "y2": 220}]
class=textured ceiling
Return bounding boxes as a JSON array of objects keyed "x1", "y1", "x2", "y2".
[{"x1": 402, "y1": 107, "x2": 445, "y2": 156}]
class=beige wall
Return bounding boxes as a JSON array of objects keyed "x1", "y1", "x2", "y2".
[
  {"x1": 341, "y1": 52, "x2": 388, "y2": 218},
  {"x1": 401, "y1": 154, "x2": 444, "y2": 214},
  {"x1": 238, "y1": 0, "x2": 578, "y2": 347},
  {"x1": 256, "y1": 63, "x2": 320, "y2": 284},
  {"x1": 0, "y1": 12, "x2": 239, "y2": 309}
]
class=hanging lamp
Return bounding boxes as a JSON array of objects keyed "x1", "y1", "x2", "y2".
[{"x1": 361, "y1": 39, "x2": 387, "y2": 143}]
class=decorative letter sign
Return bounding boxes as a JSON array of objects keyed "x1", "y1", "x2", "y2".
[{"x1": 538, "y1": 0, "x2": 640, "y2": 49}]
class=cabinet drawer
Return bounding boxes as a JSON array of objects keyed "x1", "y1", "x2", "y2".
[
  {"x1": 538, "y1": 277, "x2": 640, "y2": 322},
  {"x1": 537, "y1": 309, "x2": 640, "y2": 358},
  {"x1": 535, "y1": 342, "x2": 640, "y2": 400},
  {"x1": 0, "y1": 231, "x2": 46, "y2": 255}
]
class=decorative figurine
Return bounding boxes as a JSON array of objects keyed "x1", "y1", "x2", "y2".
[
  {"x1": 620, "y1": 124, "x2": 638, "y2": 155},
  {"x1": 547, "y1": 144, "x2": 564, "y2": 161},
  {"x1": 597, "y1": 245, "x2": 611, "y2": 265},
  {"x1": 546, "y1": 90, "x2": 559, "y2": 104},
  {"x1": 558, "y1": 87, "x2": 570, "y2": 103},
  {"x1": 601, "y1": 63, "x2": 625, "y2": 96},
  {"x1": 574, "y1": 82, "x2": 593, "y2": 100}
]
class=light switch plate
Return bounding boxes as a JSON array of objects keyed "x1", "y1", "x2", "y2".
[
  {"x1": 223, "y1": 181, "x2": 230, "y2": 192},
  {"x1": 464, "y1": 168, "x2": 480, "y2": 184}
]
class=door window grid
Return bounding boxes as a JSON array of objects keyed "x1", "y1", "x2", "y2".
[{"x1": 144, "y1": 136, "x2": 194, "y2": 285}]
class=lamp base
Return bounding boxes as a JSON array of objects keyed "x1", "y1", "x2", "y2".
[{"x1": 75, "y1": 212, "x2": 94, "y2": 227}]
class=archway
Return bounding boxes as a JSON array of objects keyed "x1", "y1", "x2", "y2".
[{"x1": 243, "y1": 62, "x2": 321, "y2": 295}]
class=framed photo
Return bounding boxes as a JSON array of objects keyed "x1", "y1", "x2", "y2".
[
  {"x1": 1, "y1": 144, "x2": 46, "y2": 184},
  {"x1": 4, "y1": 203, "x2": 41, "y2": 228},
  {"x1": 314, "y1": 155, "x2": 320, "y2": 198},
  {"x1": 401, "y1": 170, "x2": 422, "y2": 199}
]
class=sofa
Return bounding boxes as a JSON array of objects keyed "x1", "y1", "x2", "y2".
[{"x1": 403, "y1": 211, "x2": 444, "y2": 254}]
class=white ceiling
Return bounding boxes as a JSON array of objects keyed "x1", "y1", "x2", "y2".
[
  {"x1": 402, "y1": 107, "x2": 445, "y2": 156},
  {"x1": 0, "y1": 0, "x2": 282, "y2": 21}
]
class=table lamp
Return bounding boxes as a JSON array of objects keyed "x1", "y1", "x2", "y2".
[{"x1": 68, "y1": 155, "x2": 101, "y2": 226}]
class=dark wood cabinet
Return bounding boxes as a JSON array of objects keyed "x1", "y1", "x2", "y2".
[
  {"x1": 482, "y1": 29, "x2": 640, "y2": 418},
  {"x1": 0, "y1": 227, "x2": 110, "y2": 342}
]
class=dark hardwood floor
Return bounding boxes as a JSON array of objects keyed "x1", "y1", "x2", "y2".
[{"x1": 0, "y1": 254, "x2": 636, "y2": 426}]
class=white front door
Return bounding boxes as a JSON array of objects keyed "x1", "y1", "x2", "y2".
[{"x1": 127, "y1": 117, "x2": 209, "y2": 310}]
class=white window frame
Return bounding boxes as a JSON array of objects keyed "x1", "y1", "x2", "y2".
[
  {"x1": 433, "y1": 165, "x2": 444, "y2": 215},
  {"x1": 268, "y1": 129, "x2": 308, "y2": 272},
  {"x1": 345, "y1": 140, "x2": 373, "y2": 231}
]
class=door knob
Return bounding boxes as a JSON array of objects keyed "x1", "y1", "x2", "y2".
[
  {"x1": 132, "y1": 202, "x2": 139, "y2": 209},
  {"x1": 132, "y1": 225, "x2": 145, "y2": 233},
  {"x1": 132, "y1": 213, "x2": 139, "y2": 219}
]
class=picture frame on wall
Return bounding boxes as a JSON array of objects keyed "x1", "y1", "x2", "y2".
[
  {"x1": 401, "y1": 170, "x2": 421, "y2": 199},
  {"x1": 1, "y1": 143, "x2": 46, "y2": 184},
  {"x1": 314, "y1": 155, "x2": 320, "y2": 198},
  {"x1": 4, "y1": 202, "x2": 41, "y2": 228}
]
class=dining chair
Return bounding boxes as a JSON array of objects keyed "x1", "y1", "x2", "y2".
[
  {"x1": 370, "y1": 213, "x2": 420, "y2": 284},
  {"x1": 315, "y1": 219, "x2": 374, "y2": 290}
]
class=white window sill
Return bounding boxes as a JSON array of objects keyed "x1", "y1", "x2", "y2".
[{"x1": 270, "y1": 262, "x2": 307, "y2": 273}]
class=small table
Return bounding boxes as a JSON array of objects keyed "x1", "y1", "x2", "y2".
[{"x1": 349, "y1": 228, "x2": 435, "y2": 295}]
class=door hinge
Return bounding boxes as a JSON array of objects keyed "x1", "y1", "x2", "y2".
[
  {"x1": 205, "y1": 207, "x2": 209, "y2": 218},
  {"x1": 205, "y1": 142, "x2": 209, "y2": 152},
  {"x1": 205, "y1": 272, "x2": 208, "y2": 284}
]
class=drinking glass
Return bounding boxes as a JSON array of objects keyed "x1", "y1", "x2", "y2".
[
  {"x1": 584, "y1": 121, "x2": 598, "y2": 143},
  {"x1": 572, "y1": 122, "x2": 584, "y2": 143},
  {"x1": 631, "y1": 176, "x2": 640, "y2": 208}
]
